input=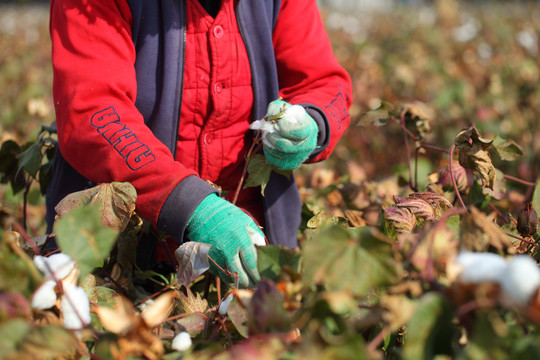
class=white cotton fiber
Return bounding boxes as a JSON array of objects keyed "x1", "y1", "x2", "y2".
[
  {"x1": 31, "y1": 280, "x2": 58, "y2": 310},
  {"x1": 283, "y1": 104, "x2": 306, "y2": 124},
  {"x1": 60, "y1": 284, "x2": 91, "y2": 329},
  {"x1": 249, "y1": 119, "x2": 276, "y2": 133},
  {"x1": 218, "y1": 293, "x2": 234, "y2": 316},
  {"x1": 456, "y1": 251, "x2": 508, "y2": 284},
  {"x1": 247, "y1": 225, "x2": 266, "y2": 247},
  {"x1": 500, "y1": 255, "x2": 540, "y2": 305},
  {"x1": 171, "y1": 332, "x2": 192, "y2": 352},
  {"x1": 34, "y1": 253, "x2": 76, "y2": 280}
]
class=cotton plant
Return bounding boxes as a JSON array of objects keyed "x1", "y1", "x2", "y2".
[
  {"x1": 453, "y1": 251, "x2": 540, "y2": 307},
  {"x1": 31, "y1": 253, "x2": 91, "y2": 330}
]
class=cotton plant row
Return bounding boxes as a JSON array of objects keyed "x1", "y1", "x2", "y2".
[
  {"x1": 30, "y1": 252, "x2": 195, "y2": 358},
  {"x1": 27, "y1": 226, "x2": 267, "y2": 359},
  {"x1": 364, "y1": 101, "x2": 540, "y2": 328}
]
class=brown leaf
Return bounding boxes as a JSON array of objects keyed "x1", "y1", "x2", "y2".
[
  {"x1": 177, "y1": 287, "x2": 210, "y2": 314},
  {"x1": 345, "y1": 210, "x2": 366, "y2": 227},
  {"x1": 517, "y1": 203, "x2": 538, "y2": 238},
  {"x1": 380, "y1": 294, "x2": 418, "y2": 331},
  {"x1": 94, "y1": 296, "x2": 136, "y2": 335},
  {"x1": 384, "y1": 206, "x2": 417, "y2": 233},
  {"x1": 176, "y1": 313, "x2": 208, "y2": 337},
  {"x1": 409, "y1": 192, "x2": 453, "y2": 219},
  {"x1": 454, "y1": 128, "x2": 495, "y2": 190},
  {"x1": 141, "y1": 291, "x2": 177, "y2": 328},
  {"x1": 94, "y1": 294, "x2": 169, "y2": 360},
  {"x1": 395, "y1": 196, "x2": 436, "y2": 221},
  {"x1": 437, "y1": 161, "x2": 474, "y2": 194},
  {"x1": 460, "y1": 207, "x2": 516, "y2": 254},
  {"x1": 175, "y1": 242, "x2": 212, "y2": 287},
  {"x1": 326, "y1": 189, "x2": 345, "y2": 207},
  {"x1": 401, "y1": 101, "x2": 433, "y2": 141},
  {"x1": 55, "y1": 182, "x2": 137, "y2": 232}
]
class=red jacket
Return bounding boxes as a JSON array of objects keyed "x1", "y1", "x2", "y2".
[{"x1": 48, "y1": 0, "x2": 352, "y2": 247}]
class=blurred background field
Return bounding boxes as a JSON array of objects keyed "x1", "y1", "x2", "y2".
[{"x1": 1, "y1": 0, "x2": 539, "y2": 234}]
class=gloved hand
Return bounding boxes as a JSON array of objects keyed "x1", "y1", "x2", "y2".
[
  {"x1": 252, "y1": 100, "x2": 319, "y2": 170},
  {"x1": 185, "y1": 193, "x2": 264, "y2": 288}
]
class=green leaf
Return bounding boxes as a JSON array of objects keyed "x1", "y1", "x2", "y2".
[
  {"x1": 244, "y1": 154, "x2": 273, "y2": 195},
  {"x1": 227, "y1": 298, "x2": 249, "y2": 338},
  {"x1": 257, "y1": 245, "x2": 301, "y2": 281},
  {"x1": 55, "y1": 182, "x2": 137, "y2": 232},
  {"x1": 0, "y1": 140, "x2": 20, "y2": 174},
  {"x1": 0, "y1": 232, "x2": 41, "y2": 296},
  {"x1": 16, "y1": 141, "x2": 41, "y2": 179},
  {"x1": 402, "y1": 293, "x2": 457, "y2": 360},
  {"x1": 302, "y1": 226, "x2": 402, "y2": 296},
  {"x1": 492, "y1": 135, "x2": 523, "y2": 161},
  {"x1": 0, "y1": 320, "x2": 80, "y2": 360},
  {"x1": 54, "y1": 205, "x2": 118, "y2": 279},
  {"x1": 0, "y1": 140, "x2": 26, "y2": 193},
  {"x1": 0, "y1": 319, "x2": 31, "y2": 356}
]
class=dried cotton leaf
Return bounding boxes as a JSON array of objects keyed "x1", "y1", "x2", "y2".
[
  {"x1": 141, "y1": 291, "x2": 176, "y2": 328},
  {"x1": 55, "y1": 182, "x2": 137, "y2": 232},
  {"x1": 454, "y1": 128, "x2": 495, "y2": 190},
  {"x1": 177, "y1": 287, "x2": 209, "y2": 314},
  {"x1": 94, "y1": 296, "x2": 136, "y2": 335},
  {"x1": 460, "y1": 207, "x2": 515, "y2": 253},
  {"x1": 175, "y1": 242, "x2": 212, "y2": 287}
]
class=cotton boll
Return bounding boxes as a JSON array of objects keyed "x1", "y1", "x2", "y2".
[
  {"x1": 33, "y1": 255, "x2": 48, "y2": 275},
  {"x1": 249, "y1": 119, "x2": 276, "y2": 149},
  {"x1": 500, "y1": 256, "x2": 540, "y2": 305},
  {"x1": 60, "y1": 284, "x2": 91, "y2": 329},
  {"x1": 284, "y1": 105, "x2": 307, "y2": 124},
  {"x1": 218, "y1": 293, "x2": 234, "y2": 316},
  {"x1": 247, "y1": 226, "x2": 266, "y2": 247},
  {"x1": 47, "y1": 254, "x2": 77, "y2": 279},
  {"x1": 34, "y1": 254, "x2": 76, "y2": 280},
  {"x1": 171, "y1": 332, "x2": 192, "y2": 352},
  {"x1": 249, "y1": 119, "x2": 275, "y2": 133},
  {"x1": 31, "y1": 280, "x2": 57, "y2": 310},
  {"x1": 456, "y1": 251, "x2": 508, "y2": 284}
]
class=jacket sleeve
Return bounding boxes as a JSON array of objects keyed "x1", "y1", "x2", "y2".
[
  {"x1": 50, "y1": 0, "x2": 215, "y2": 237},
  {"x1": 272, "y1": 0, "x2": 353, "y2": 162}
]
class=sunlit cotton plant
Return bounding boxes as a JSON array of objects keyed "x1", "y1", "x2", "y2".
[{"x1": 31, "y1": 253, "x2": 91, "y2": 330}]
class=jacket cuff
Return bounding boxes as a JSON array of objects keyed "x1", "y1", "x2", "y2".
[
  {"x1": 157, "y1": 175, "x2": 218, "y2": 242},
  {"x1": 300, "y1": 103, "x2": 331, "y2": 161}
]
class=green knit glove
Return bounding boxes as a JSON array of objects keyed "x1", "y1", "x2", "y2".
[
  {"x1": 185, "y1": 193, "x2": 263, "y2": 288},
  {"x1": 259, "y1": 100, "x2": 318, "y2": 170}
]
